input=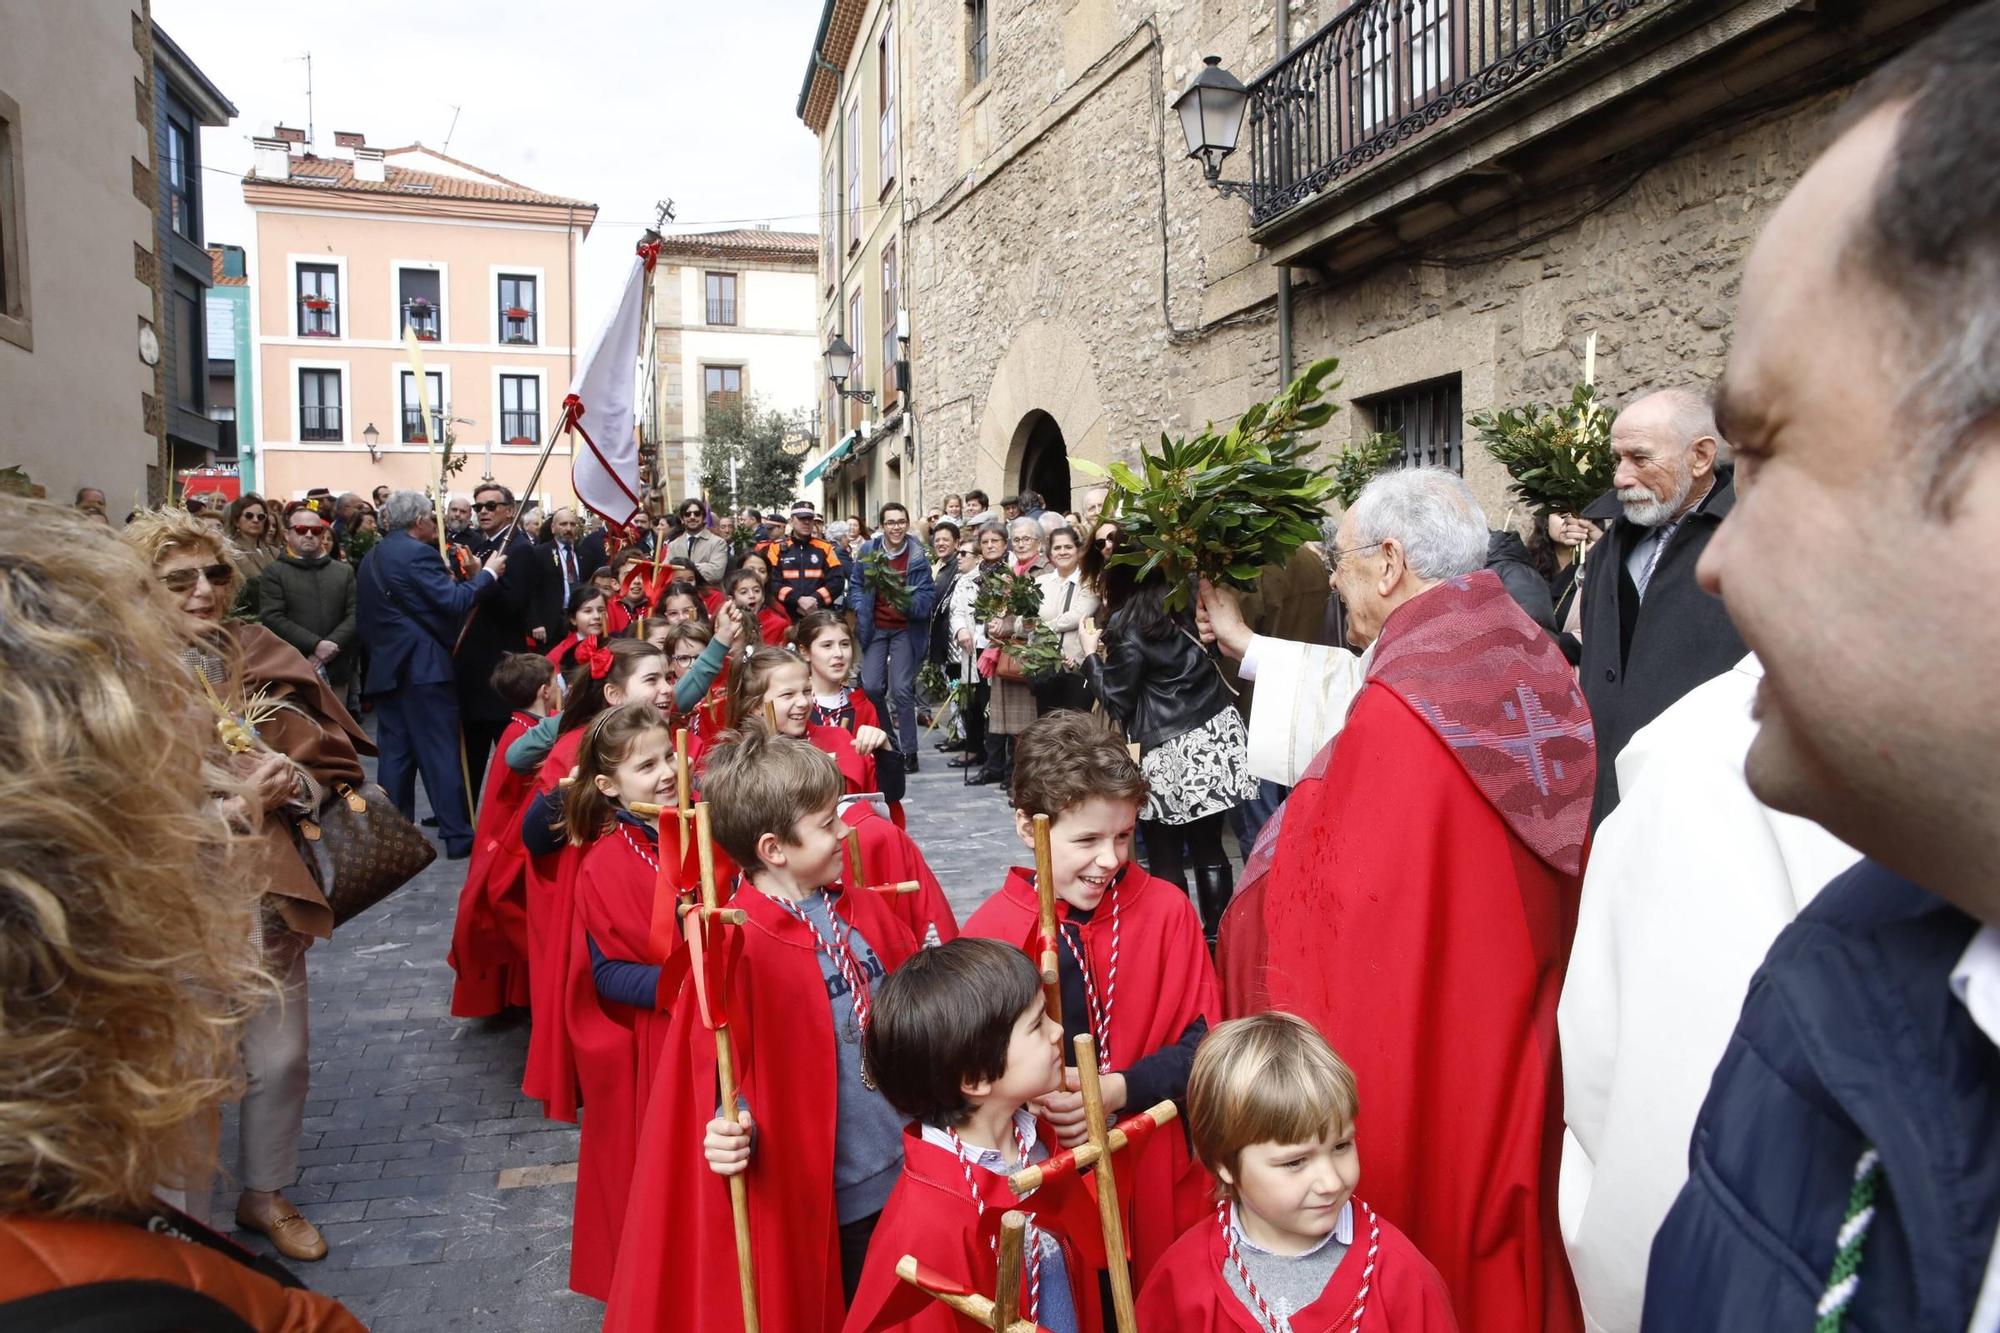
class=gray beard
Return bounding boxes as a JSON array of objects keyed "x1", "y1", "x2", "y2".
[{"x1": 1619, "y1": 461, "x2": 1695, "y2": 527}]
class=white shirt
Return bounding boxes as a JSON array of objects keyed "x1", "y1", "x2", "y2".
[{"x1": 1951, "y1": 926, "x2": 2000, "y2": 1333}]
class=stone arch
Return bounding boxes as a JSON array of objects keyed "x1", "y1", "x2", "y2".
[{"x1": 973, "y1": 319, "x2": 1109, "y2": 507}]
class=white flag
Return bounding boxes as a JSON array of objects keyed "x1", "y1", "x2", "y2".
[{"x1": 566, "y1": 243, "x2": 655, "y2": 529}]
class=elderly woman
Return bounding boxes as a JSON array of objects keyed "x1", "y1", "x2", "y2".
[
  {"x1": 0, "y1": 501, "x2": 362, "y2": 1327},
  {"x1": 946, "y1": 519, "x2": 1009, "y2": 776},
  {"x1": 123, "y1": 507, "x2": 374, "y2": 1265},
  {"x1": 1034, "y1": 524, "x2": 1099, "y2": 715},
  {"x1": 968, "y1": 516, "x2": 1051, "y2": 784},
  {"x1": 222, "y1": 492, "x2": 279, "y2": 618}
]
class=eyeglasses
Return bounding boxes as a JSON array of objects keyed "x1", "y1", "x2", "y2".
[
  {"x1": 670, "y1": 653, "x2": 703, "y2": 667},
  {"x1": 289, "y1": 524, "x2": 327, "y2": 537},
  {"x1": 157, "y1": 563, "x2": 236, "y2": 593},
  {"x1": 242, "y1": 512, "x2": 267, "y2": 522},
  {"x1": 1323, "y1": 541, "x2": 1385, "y2": 575},
  {"x1": 473, "y1": 500, "x2": 506, "y2": 513}
]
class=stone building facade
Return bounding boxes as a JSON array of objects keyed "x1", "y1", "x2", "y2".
[{"x1": 893, "y1": 0, "x2": 1969, "y2": 523}]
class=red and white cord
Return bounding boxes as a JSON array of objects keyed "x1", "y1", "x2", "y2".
[
  {"x1": 947, "y1": 1123, "x2": 1043, "y2": 1323},
  {"x1": 1217, "y1": 1198, "x2": 1381, "y2": 1333},
  {"x1": 619, "y1": 825, "x2": 659, "y2": 870},
  {"x1": 1057, "y1": 879, "x2": 1120, "y2": 1071},
  {"x1": 774, "y1": 889, "x2": 873, "y2": 1037}
]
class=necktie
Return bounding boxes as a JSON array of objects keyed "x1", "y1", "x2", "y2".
[
  {"x1": 1636, "y1": 519, "x2": 1681, "y2": 601},
  {"x1": 562, "y1": 544, "x2": 576, "y2": 589}
]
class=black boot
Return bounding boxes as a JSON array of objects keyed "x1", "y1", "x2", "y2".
[{"x1": 1192, "y1": 863, "x2": 1236, "y2": 946}]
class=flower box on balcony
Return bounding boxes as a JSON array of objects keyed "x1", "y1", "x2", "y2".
[
  {"x1": 414, "y1": 330, "x2": 439, "y2": 341},
  {"x1": 507, "y1": 436, "x2": 534, "y2": 447},
  {"x1": 505, "y1": 306, "x2": 531, "y2": 320},
  {"x1": 303, "y1": 298, "x2": 331, "y2": 311},
  {"x1": 407, "y1": 299, "x2": 433, "y2": 314}
]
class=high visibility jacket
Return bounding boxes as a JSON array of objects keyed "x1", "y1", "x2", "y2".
[{"x1": 760, "y1": 534, "x2": 846, "y2": 615}]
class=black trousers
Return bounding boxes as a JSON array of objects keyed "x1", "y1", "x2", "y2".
[
  {"x1": 961, "y1": 678, "x2": 990, "y2": 756},
  {"x1": 1032, "y1": 671, "x2": 1091, "y2": 717},
  {"x1": 838, "y1": 1210, "x2": 881, "y2": 1303}
]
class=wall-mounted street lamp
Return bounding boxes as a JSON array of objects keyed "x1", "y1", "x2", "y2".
[
  {"x1": 1172, "y1": 55, "x2": 1255, "y2": 203},
  {"x1": 362, "y1": 421, "x2": 381, "y2": 463},
  {"x1": 824, "y1": 332, "x2": 875, "y2": 405}
]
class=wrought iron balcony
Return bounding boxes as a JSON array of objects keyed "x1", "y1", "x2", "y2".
[
  {"x1": 501, "y1": 410, "x2": 541, "y2": 444},
  {"x1": 402, "y1": 407, "x2": 431, "y2": 443},
  {"x1": 1246, "y1": 0, "x2": 1650, "y2": 227}
]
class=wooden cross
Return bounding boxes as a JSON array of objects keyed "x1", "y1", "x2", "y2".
[
  {"x1": 692, "y1": 801, "x2": 760, "y2": 1333},
  {"x1": 1009, "y1": 1033, "x2": 1179, "y2": 1333},
  {"x1": 895, "y1": 1209, "x2": 1049, "y2": 1333},
  {"x1": 1031, "y1": 813, "x2": 1062, "y2": 1025},
  {"x1": 843, "y1": 825, "x2": 919, "y2": 900},
  {"x1": 675, "y1": 727, "x2": 693, "y2": 833}
]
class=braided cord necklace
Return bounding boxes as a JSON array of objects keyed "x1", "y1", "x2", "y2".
[
  {"x1": 1814, "y1": 1146, "x2": 1883, "y2": 1332},
  {"x1": 1217, "y1": 1199, "x2": 1382, "y2": 1333},
  {"x1": 773, "y1": 889, "x2": 875, "y2": 1062},
  {"x1": 947, "y1": 1122, "x2": 1043, "y2": 1324},
  {"x1": 1057, "y1": 881, "x2": 1121, "y2": 1072}
]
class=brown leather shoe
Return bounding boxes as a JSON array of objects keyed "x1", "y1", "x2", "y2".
[{"x1": 235, "y1": 1191, "x2": 328, "y2": 1262}]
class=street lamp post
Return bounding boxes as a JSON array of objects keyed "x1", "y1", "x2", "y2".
[
  {"x1": 363, "y1": 422, "x2": 380, "y2": 463},
  {"x1": 824, "y1": 333, "x2": 875, "y2": 406},
  {"x1": 1171, "y1": 56, "x2": 1256, "y2": 204}
]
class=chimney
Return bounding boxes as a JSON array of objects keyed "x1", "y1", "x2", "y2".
[
  {"x1": 331, "y1": 130, "x2": 364, "y2": 160},
  {"x1": 353, "y1": 147, "x2": 386, "y2": 183},
  {"x1": 273, "y1": 124, "x2": 306, "y2": 144},
  {"x1": 252, "y1": 136, "x2": 291, "y2": 180}
]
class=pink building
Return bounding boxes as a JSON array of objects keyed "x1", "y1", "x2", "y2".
[{"x1": 242, "y1": 130, "x2": 597, "y2": 507}]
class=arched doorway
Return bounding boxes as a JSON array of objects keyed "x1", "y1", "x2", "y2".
[{"x1": 1013, "y1": 410, "x2": 1071, "y2": 514}]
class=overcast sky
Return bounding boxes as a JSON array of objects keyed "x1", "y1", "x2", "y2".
[{"x1": 158, "y1": 0, "x2": 822, "y2": 330}]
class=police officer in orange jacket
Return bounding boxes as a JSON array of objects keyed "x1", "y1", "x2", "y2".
[{"x1": 760, "y1": 499, "x2": 846, "y2": 619}]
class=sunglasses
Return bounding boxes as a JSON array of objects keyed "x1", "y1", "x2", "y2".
[
  {"x1": 473, "y1": 500, "x2": 507, "y2": 513},
  {"x1": 290, "y1": 524, "x2": 327, "y2": 537},
  {"x1": 157, "y1": 563, "x2": 236, "y2": 593},
  {"x1": 242, "y1": 512, "x2": 267, "y2": 521}
]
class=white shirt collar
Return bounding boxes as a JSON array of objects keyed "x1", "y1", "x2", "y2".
[
  {"x1": 1951, "y1": 925, "x2": 2000, "y2": 1049},
  {"x1": 919, "y1": 1109, "x2": 1042, "y2": 1170},
  {"x1": 1226, "y1": 1199, "x2": 1354, "y2": 1257}
]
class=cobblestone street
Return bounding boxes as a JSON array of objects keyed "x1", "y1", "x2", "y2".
[{"x1": 210, "y1": 739, "x2": 1027, "y2": 1331}]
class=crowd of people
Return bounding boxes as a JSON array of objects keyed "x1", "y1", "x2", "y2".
[{"x1": 1, "y1": 13, "x2": 1997, "y2": 1331}]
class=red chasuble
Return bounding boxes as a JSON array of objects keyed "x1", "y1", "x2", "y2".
[
  {"x1": 566, "y1": 821, "x2": 686, "y2": 1300},
  {"x1": 1135, "y1": 1204, "x2": 1459, "y2": 1332},
  {"x1": 840, "y1": 805, "x2": 958, "y2": 947},
  {"x1": 604, "y1": 884, "x2": 918, "y2": 1333},
  {"x1": 447, "y1": 709, "x2": 538, "y2": 1017},
  {"x1": 843, "y1": 1122, "x2": 1108, "y2": 1333},
  {"x1": 521, "y1": 727, "x2": 587, "y2": 1123},
  {"x1": 962, "y1": 866, "x2": 1220, "y2": 1289},
  {"x1": 1216, "y1": 570, "x2": 1593, "y2": 1333}
]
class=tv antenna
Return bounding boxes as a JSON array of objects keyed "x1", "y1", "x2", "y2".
[
  {"x1": 288, "y1": 52, "x2": 314, "y2": 144},
  {"x1": 442, "y1": 104, "x2": 462, "y2": 155}
]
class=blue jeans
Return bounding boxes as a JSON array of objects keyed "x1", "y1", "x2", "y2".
[
  {"x1": 860, "y1": 623, "x2": 923, "y2": 754},
  {"x1": 371, "y1": 681, "x2": 474, "y2": 851},
  {"x1": 1230, "y1": 778, "x2": 1292, "y2": 860}
]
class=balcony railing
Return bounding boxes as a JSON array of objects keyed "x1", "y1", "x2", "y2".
[
  {"x1": 402, "y1": 407, "x2": 432, "y2": 443},
  {"x1": 501, "y1": 410, "x2": 541, "y2": 444},
  {"x1": 1246, "y1": 0, "x2": 1649, "y2": 227},
  {"x1": 298, "y1": 298, "x2": 339, "y2": 337},
  {"x1": 402, "y1": 302, "x2": 440, "y2": 341},
  {"x1": 706, "y1": 298, "x2": 737, "y2": 326},
  {"x1": 500, "y1": 307, "x2": 537, "y2": 345},
  {"x1": 300, "y1": 405, "x2": 342, "y2": 441}
]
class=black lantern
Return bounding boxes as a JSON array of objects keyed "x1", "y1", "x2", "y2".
[
  {"x1": 1173, "y1": 56, "x2": 1250, "y2": 182},
  {"x1": 824, "y1": 332, "x2": 873, "y2": 405},
  {"x1": 362, "y1": 421, "x2": 380, "y2": 462}
]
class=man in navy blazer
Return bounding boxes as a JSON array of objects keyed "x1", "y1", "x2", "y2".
[{"x1": 356, "y1": 491, "x2": 508, "y2": 858}]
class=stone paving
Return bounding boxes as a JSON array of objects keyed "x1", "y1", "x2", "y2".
[{"x1": 210, "y1": 734, "x2": 1031, "y2": 1330}]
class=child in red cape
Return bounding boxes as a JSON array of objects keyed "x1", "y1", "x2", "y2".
[
  {"x1": 730, "y1": 643, "x2": 957, "y2": 947},
  {"x1": 515, "y1": 641, "x2": 673, "y2": 1123},
  {"x1": 725, "y1": 559, "x2": 793, "y2": 647},
  {"x1": 447, "y1": 653, "x2": 556, "y2": 1017},
  {"x1": 962, "y1": 710, "x2": 1219, "y2": 1295},
  {"x1": 663, "y1": 620, "x2": 729, "y2": 760},
  {"x1": 558, "y1": 702, "x2": 689, "y2": 1300},
  {"x1": 1136, "y1": 1014, "x2": 1458, "y2": 1332},
  {"x1": 604, "y1": 731, "x2": 917, "y2": 1333},
  {"x1": 844, "y1": 938, "x2": 1106, "y2": 1333},
  {"x1": 794, "y1": 609, "x2": 911, "y2": 826},
  {"x1": 544, "y1": 585, "x2": 611, "y2": 674}
]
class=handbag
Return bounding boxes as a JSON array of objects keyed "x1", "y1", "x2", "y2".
[
  {"x1": 993, "y1": 648, "x2": 1029, "y2": 682},
  {"x1": 292, "y1": 781, "x2": 437, "y2": 928}
]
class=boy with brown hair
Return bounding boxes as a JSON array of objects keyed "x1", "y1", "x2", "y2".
[
  {"x1": 1138, "y1": 1014, "x2": 1457, "y2": 1331},
  {"x1": 605, "y1": 730, "x2": 918, "y2": 1333},
  {"x1": 962, "y1": 710, "x2": 1221, "y2": 1291},
  {"x1": 842, "y1": 938, "x2": 1108, "y2": 1332}
]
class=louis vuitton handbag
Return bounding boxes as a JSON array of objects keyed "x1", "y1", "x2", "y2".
[{"x1": 293, "y1": 781, "x2": 436, "y2": 928}]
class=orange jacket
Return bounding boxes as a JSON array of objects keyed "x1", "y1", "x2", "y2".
[{"x1": 0, "y1": 1214, "x2": 365, "y2": 1332}]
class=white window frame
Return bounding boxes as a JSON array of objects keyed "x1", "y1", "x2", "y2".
[
  {"x1": 287, "y1": 254, "x2": 350, "y2": 340},
  {"x1": 288, "y1": 357, "x2": 351, "y2": 447},
  {"x1": 489, "y1": 365, "x2": 550, "y2": 450},
  {"x1": 390, "y1": 362, "x2": 451, "y2": 446},
  {"x1": 490, "y1": 264, "x2": 547, "y2": 347},
  {"x1": 388, "y1": 259, "x2": 450, "y2": 344}
]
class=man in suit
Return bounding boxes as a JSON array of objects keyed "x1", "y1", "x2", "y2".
[
  {"x1": 666, "y1": 496, "x2": 728, "y2": 586},
  {"x1": 356, "y1": 491, "x2": 505, "y2": 858},
  {"x1": 1577, "y1": 387, "x2": 1746, "y2": 828},
  {"x1": 456, "y1": 482, "x2": 546, "y2": 792},
  {"x1": 536, "y1": 506, "x2": 586, "y2": 631}
]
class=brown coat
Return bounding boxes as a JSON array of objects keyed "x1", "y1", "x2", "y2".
[
  {"x1": 0, "y1": 1214, "x2": 365, "y2": 1332},
  {"x1": 230, "y1": 623, "x2": 373, "y2": 939}
]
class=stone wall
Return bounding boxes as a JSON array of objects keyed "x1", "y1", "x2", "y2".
[{"x1": 903, "y1": 0, "x2": 1845, "y2": 525}]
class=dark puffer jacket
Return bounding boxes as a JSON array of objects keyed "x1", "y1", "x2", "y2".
[
  {"x1": 1643, "y1": 861, "x2": 2000, "y2": 1332},
  {"x1": 259, "y1": 553, "x2": 359, "y2": 687}
]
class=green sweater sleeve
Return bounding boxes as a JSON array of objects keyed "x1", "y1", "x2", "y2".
[
  {"x1": 507, "y1": 712, "x2": 561, "y2": 773},
  {"x1": 673, "y1": 639, "x2": 729, "y2": 712}
]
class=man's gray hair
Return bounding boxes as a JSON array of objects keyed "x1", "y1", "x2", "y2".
[
  {"x1": 379, "y1": 491, "x2": 433, "y2": 533},
  {"x1": 1347, "y1": 468, "x2": 1490, "y2": 581},
  {"x1": 1643, "y1": 385, "x2": 1733, "y2": 465}
]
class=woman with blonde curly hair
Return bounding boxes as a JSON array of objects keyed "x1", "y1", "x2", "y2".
[
  {"x1": 122, "y1": 505, "x2": 374, "y2": 1265},
  {"x1": 0, "y1": 499, "x2": 362, "y2": 1328}
]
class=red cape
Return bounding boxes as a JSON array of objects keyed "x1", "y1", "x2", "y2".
[
  {"x1": 521, "y1": 728, "x2": 587, "y2": 1123},
  {"x1": 447, "y1": 710, "x2": 538, "y2": 1017},
  {"x1": 759, "y1": 605, "x2": 792, "y2": 646},
  {"x1": 843, "y1": 1123, "x2": 1107, "y2": 1333},
  {"x1": 1135, "y1": 1203, "x2": 1459, "y2": 1332},
  {"x1": 1216, "y1": 573, "x2": 1590, "y2": 1333},
  {"x1": 605, "y1": 883, "x2": 918, "y2": 1333},
  {"x1": 962, "y1": 866, "x2": 1219, "y2": 1289},
  {"x1": 841, "y1": 805, "x2": 958, "y2": 947},
  {"x1": 566, "y1": 821, "x2": 686, "y2": 1299}
]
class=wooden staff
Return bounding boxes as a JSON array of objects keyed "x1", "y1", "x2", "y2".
[
  {"x1": 843, "y1": 825, "x2": 921, "y2": 897},
  {"x1": 695, "y1": 801, "x2": 760, "y2": 1333},
  {"x1": 894, "y1": 1210, "x2": 1046, "y2": 1333},
  {"x1": 675, "y1": 727, "x2": 693, "y2": 833},
  {"x1": 764, "y1": 698, "x2": 778, "y2": 730},
  {"x1": 1008, "y1": 1024, "x2": 1168, "y2": 1328},
  {"x1": 1031, "y1": 813, "x2": 1061, "y2": 1025}
]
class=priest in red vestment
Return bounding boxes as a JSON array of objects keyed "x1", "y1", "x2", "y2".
[{"x1": 1214, "y1": 468, "x2": 1595, "y2": 1333}]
